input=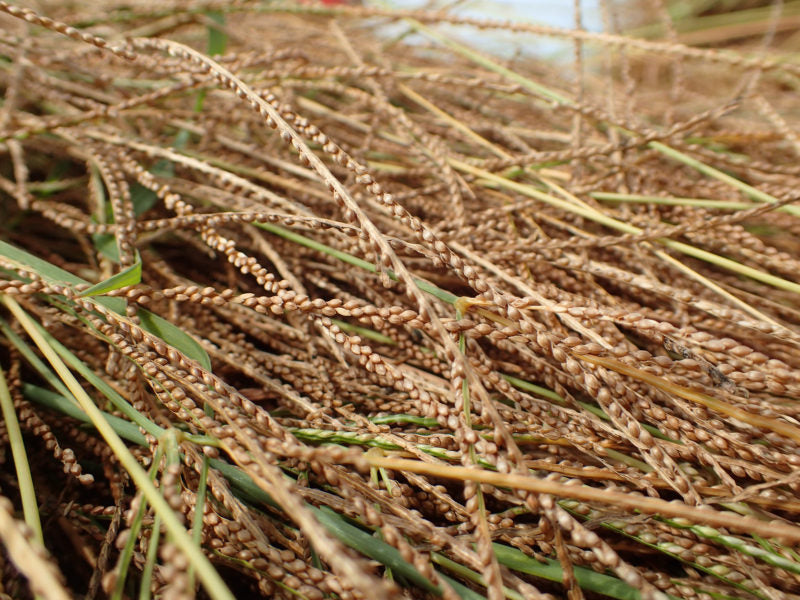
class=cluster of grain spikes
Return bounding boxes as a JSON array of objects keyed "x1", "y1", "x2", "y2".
[{"x1": 1, "y1": 1, "x2": 800, "y2": 599}]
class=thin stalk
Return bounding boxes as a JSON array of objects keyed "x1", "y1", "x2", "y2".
[
  {"x1": 365, "y1": 455, "x2": 800, "y2": 543},
  {"x1": 649, "y1": 245, "x2": 785, "y2": 329},
  {"x1": 139, "y1": 432, "x2": 181, "y2": 598},
  {"x1": 591, "y1": 191, "x2": 792, "y2": 213},
  {"x1": 398, "y1": 83, "x2": 512, "y2": 159}
]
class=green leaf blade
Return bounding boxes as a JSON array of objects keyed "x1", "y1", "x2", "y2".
[{"x1": 77, "y1": 257, "x2": 142, "y2": 297}]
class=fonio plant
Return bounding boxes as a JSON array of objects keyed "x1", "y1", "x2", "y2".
[{"x1": 1, "y1": 1, "x2": 800, "y2": 599}]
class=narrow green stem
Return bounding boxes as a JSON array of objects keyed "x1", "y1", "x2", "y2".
[
  {"x1": 113, "y1": 444, "x2": 164, "y2": 600},
  {"x1": 667, "y1": 519, "x2": 800, "y2": 576},
  {"x1": 255, "y1": 222, "x2": 458, "y2": 304},
  {"x1": 25, "y1": 319, "x2": 164, "y2": 439},
  {"x1": 0, "y1": 366, "x2": 43, "y2": 544},
  {"x1": 0, "y1": 318, "x2": 72, "y2": 398},
  {"x1": 138, "y1": 514, "x2": 162, "y2": 600},
  {"x1": 330, "y1": 318, "x2": 396, "y2": 345},
  {"x1": 501, "y1": 373, "x2": 564, "y2": 402},
  {"x1": 649, "y1": 142, "x2": 800, "y2": 217},
  {"x1": 189, "y1": 454, "x2": 210, "y2": 590}
]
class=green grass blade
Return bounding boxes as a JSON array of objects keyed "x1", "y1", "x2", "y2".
[
  {"x1": 206, "y1": 11, "x2": 228, "y2": 57},
  {"x1": 437, "y1": 573, "x2": 487, "y2": 600},
  {"x1": 136, "y1": 308, "x2": 212, "y2": 371},
  {"x1": 313, "y1": 505, "x2": 439, "y2": 593},
  {"x1": 139, "y1": 513, "x2": 162, "y2": 600},
  {"x1": 0, "y1": 240, "x2": 212, "y2": 369},
  {"x1": 113, "y1": 443, "x2": 165, "y2": 600},
  {"x1": 188, "y1": 454, "x2": 210, "y2": 591},
  {"x1": 432, "y1": 553, "x2": 519, "y2": 600},
  {"x1": 0, "y1": 240, "x2": 85, "y2": 286},
  {"x1": 20, "y1": 318, "x2": 164, "y2": 439},
  {"x1": 0, "y1": 317, "x2": 72, "y2": 398},
  {"x1": 23, "y1": 384, "x2": 149, "y2": 446},
  {"x1": 77, "y1": 256, "x2": 142, "y2": 297},
  {"x1": 590, "y1": 192, "x2": 787, "y2": 212},
  {"x1": 0, "y1": 367, "x2": 43, "y2": 544},
  {"x1": 256, "y1": 222, "x2": 458, "y2": 304},
  {"x1": 492, "y1": 543, "x2": 645, "y2": 600},
  {"x1": 501, "y1": 374, "x2": 564, "y2": 403}
]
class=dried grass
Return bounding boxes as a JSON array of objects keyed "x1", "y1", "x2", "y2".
[{"x1": 1, "y1": 1, "x2": 800, "y2": 599}]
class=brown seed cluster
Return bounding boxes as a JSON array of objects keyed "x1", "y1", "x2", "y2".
[{"x1": 1, "y1": 2, "x2": 800, "y2": 600}]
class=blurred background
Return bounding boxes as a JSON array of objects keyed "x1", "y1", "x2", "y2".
[
  {"x1": 379, "y1": 0, "x2": 798, "y2": 58},
  {"x1": 379, "y1": 0, "x2": 603, "y2": 58}
]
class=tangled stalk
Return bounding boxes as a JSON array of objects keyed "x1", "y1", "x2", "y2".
[{"x1": 1, "y1": 1, "x2": 800, "y2": 599}]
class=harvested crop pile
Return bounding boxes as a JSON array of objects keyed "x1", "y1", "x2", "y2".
[{"x1": 1, "y1": 1, "x2": 800, "y2": 599}]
